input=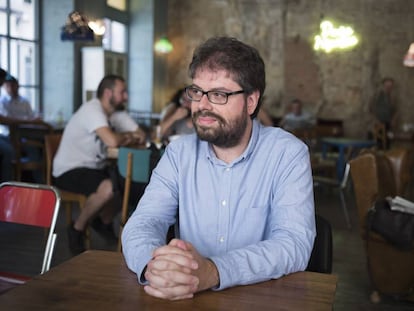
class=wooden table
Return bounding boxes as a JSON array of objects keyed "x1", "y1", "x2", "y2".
[
  {"x1": 321, "y1": 137, "x2": 376, "y2": 180},
  {"x1": 0, "y1": 250, "x2": 338, "y2": 310}
]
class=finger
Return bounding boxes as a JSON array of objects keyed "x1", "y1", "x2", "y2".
[
  {"x1": 168, "y1": 238, "x2": 191, "y2": 250},
  {"x1": 146, "y1": 267, "x2": 199, "y2": 288},
  {"x1": 151, "y1": 253, "x2": 198, "y2": 271},
  {"x1": 144, "y1": 284, "x2": 195, "y2": 300},
  {"x1": 147, "y1": 256, "x2": 194, "y2": 275},
  {"x1": 152, "y1": 244, "x2": 194, "y2": 261}
]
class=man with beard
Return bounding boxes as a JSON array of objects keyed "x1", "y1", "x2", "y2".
[
  {"x1": 53, "y1": 74, "x2": 146, "y2": 254},
  {"x1": 122, "y1": 37, "x2": 315, "y2": 300}
]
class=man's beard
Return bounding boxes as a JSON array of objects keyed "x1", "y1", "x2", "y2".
[
  {"x1": 192, "y1": 104, "x2": 248, "y2": 148},
  {"x1": 110, "y1": 96, "x2": 126, "y2": 111}
]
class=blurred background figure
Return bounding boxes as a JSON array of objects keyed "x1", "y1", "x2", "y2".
[
  {"x1": 369, "y1": 77, "x2": 398, "y2": 149},
  {"x1": 279, "y1": 98, "x2": 316, "y2": 132},
  {"x1": 0, "y1": 68, "x2": 6, "y2": 90},
  {"x1": 159, "y1": 87, "x2": 194, "y2": 140},
  {"x1": 0, "y1": 76, "x2": 39, "y2": 182},
  {"x1": 370, "y1": 77, "x2": 398, "y2": 131},
  {"x1": 257, "y1": 107, "x2": 274, "y2": 126}
]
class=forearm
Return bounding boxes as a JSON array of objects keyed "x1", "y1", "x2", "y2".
[
  {"x1": 122, "y1": 216, "x2": 170, "y2": 281},
  {"x1": 160, "y1": 116, "x2": 178, "y2": 137},
  {"x1": 210, "y1": 231, "x2": 314, "y2": 290}
]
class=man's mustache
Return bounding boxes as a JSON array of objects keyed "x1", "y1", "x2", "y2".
[{"x1": 193, "y1": 111, "x2": 225, "y2": 124}]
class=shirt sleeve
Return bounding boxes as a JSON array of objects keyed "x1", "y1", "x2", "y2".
[
  {"x1": 121, "y1": 148, "x2": 178, "y2": 282},
  {"x1": 109, "y1": 111, "x2": 139, "y2": 132}
]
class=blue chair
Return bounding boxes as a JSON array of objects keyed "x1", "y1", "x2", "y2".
[{"x1": 117, "y1": 147, "x2": 153, "y2": 251}]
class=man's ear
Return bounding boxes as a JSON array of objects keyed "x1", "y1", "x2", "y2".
[{"x1": 246, "y1": 90, "x2": 260, "y2": 116}]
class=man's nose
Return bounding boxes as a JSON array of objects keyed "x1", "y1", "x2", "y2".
[{"x1": 195, "y1": 94, "x2": 213, "y2": 110}]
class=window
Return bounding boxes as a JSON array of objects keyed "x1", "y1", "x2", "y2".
[
  {"x1": 107, "y1": 0, "x2": 126, "y2": 12},
  {"x1": 0, "y1": 0, "x2": 39, "y2": 112},
  {"x1": 102, "y1": 19, "x2": 127, "y2": 53}
]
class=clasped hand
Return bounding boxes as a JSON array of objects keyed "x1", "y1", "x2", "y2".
[{"x1": 144, "y1": 239, "x2": 219, "y2": 300}]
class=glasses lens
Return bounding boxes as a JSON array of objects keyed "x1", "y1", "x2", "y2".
[
  {"x1": 186, "y1": 87, "x2": 201, "y2": 101},
  {"x1": 207, "y1": 91, "x2": 227, "y2": 105}
]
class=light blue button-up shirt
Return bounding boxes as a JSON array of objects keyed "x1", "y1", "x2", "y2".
[{"x1": 122, "y1": 120, "x2": 316, "y2": 290}]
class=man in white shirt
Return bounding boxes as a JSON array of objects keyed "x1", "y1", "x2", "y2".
[{"x1": 53, "y1": 74, "x2": 146, "y2": 254}]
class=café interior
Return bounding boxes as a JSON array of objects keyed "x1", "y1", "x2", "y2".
[{"x1": 1, "y1": 0, "x2": 414, "y2": 310}]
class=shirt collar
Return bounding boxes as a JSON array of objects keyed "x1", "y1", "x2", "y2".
[{"x1": 203, "y1": 118, "x2": 261, "y2": 167}]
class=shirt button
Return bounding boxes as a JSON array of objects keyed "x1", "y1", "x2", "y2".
[
  {"x1": 219, "y1": 236, "x2": 225, "y2": 243},
  {"x1": 225, "y1": 167, "x2": 230, "y2": 172},
  {"x1": 221, "y1": 200, "x2": 226, "y2": 206}
]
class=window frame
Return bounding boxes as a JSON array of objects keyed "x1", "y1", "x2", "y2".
[{"x1": 0, "y1": 0, "x2": 40, "y2": 113}]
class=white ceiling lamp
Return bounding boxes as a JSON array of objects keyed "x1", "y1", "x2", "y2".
[
  {"x1": 88, "y1": 20, "x2": 106, "y2": 36},
  {"x1": 403, "y1": 43, "x2": 414, "y2": 67}
]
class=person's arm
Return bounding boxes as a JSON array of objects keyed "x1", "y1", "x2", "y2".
[
  {"x1": 122, "y1": 143, "x2": 181, "y2": 282},
  {"x1": 257, "y1": 108, "x2": 274, "y2": 126},
  {"x1": 95, "y1": 126, "x2": 133, "y2": 147},
  {"x1": 160, "y1": 107, "x2": 190, "y2": 137},
  {"x1": 108, "y1": 111, "x2": 147, "y2": 145}
]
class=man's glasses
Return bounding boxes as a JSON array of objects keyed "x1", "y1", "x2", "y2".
[{"x1": 185, "y1": 86, "x2": 244, "y2": 105}]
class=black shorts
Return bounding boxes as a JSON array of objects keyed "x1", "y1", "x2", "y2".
[{"x1": 54, "y1": 166, "x2": 121, "y2": 196}]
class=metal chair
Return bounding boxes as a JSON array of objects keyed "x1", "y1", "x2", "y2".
[
  {"x1": 117, "y1": 147, "x2": 153, "y2": 251},
  {"x1": 313, "y1": 162, "x2": 352, "y2": 228},
  {"x1": 44, "y1": 133, "x2": 90, "y2": 249},
  {"x1": 0, "y1": 181, "x2": 60, "y2": 292}
]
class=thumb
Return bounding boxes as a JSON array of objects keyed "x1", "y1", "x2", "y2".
[{"x1": 169, "y1": 238, "x2": 192, "y2": 251}]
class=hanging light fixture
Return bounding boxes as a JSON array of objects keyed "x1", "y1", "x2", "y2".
[
  {"x1": 154, "y1": 37, "x2": 173, "y2": 54},
  {"x1": 88, "y1": 19, "x2": 106, "y2": 36},
  {"x1": 403, "y1": 43, "x2": 414, "y2": 67}
]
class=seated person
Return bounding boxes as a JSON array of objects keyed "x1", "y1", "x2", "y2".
[
  {"x1": 159, "y1": 88, "x2": 195, "y2": 139},
  {"x1": 0, "y1": 75, "x2": 41, "y2": 182},
  {"x1": 257, "y1": 106, "x2": 274, "y2": 126},
  {"x1": 0, "y1": 68, "x2": 6, "y2": 90},
  {"x1": 122, "y1": 36, "x2": 315, "y2": 300},
  {"x1": 279, "y1": 99, "x2": 316, "y2": 132},
  {"x1": 53, "y1": 74, "x2": 146, "y2": 255}
]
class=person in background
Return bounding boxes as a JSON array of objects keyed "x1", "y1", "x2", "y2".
[
  {"x1": 257, "y1": 106, "x2": 274, "y2": 126},
  {"x1": 370, "y1": 77, "x2": 398, "y2": 148},
  {"x1": 159, "y1": 88, "x2": 195, "y2": 139},
  {"x1": 370, "y1": 77, "x2": 398, "y2": 130},
  {"x1": 0, "y1": 76, "x2": 39, "y2": 182},
  {"x1": 53, "y1": 74, "x2": 146, "y2": 255},
  {"x1": 279, "y1": 98, "x2": 315, "y2": 132},
  {"x1": 0, "y1": 68, "x2": 6, "y2": 89},
  {"x1": 122, "y1": 36, "x2": 315, "y2": 300}
]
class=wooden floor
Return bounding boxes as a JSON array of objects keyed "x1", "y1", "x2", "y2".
[{"x1": 1, "y1": 186, "x2": 414, "y2": 310}]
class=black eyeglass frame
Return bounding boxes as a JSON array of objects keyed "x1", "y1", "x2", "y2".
[{"x1": 184, "y1": 86, "x2": 245, "y2": 105}]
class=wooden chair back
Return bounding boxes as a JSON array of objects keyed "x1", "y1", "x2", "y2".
[
  {"x1": 372, "y1": 122, "x2": 387, "y2": 150},
  {"x1": 7, "y1": 120, "x2": 54, "y2": 181},
  {"x1": 44, "y1": 133, "x2": 62, "y2": 185},
  {"x1": 349, "y1": 150, "x2": 396, "y2": 236},
  {"x1": 117, "y1": 147, "x2": 153, "y2": 251},
  {"x1": 44, "y1": 134, "x2": 90, "y2": 248}
]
